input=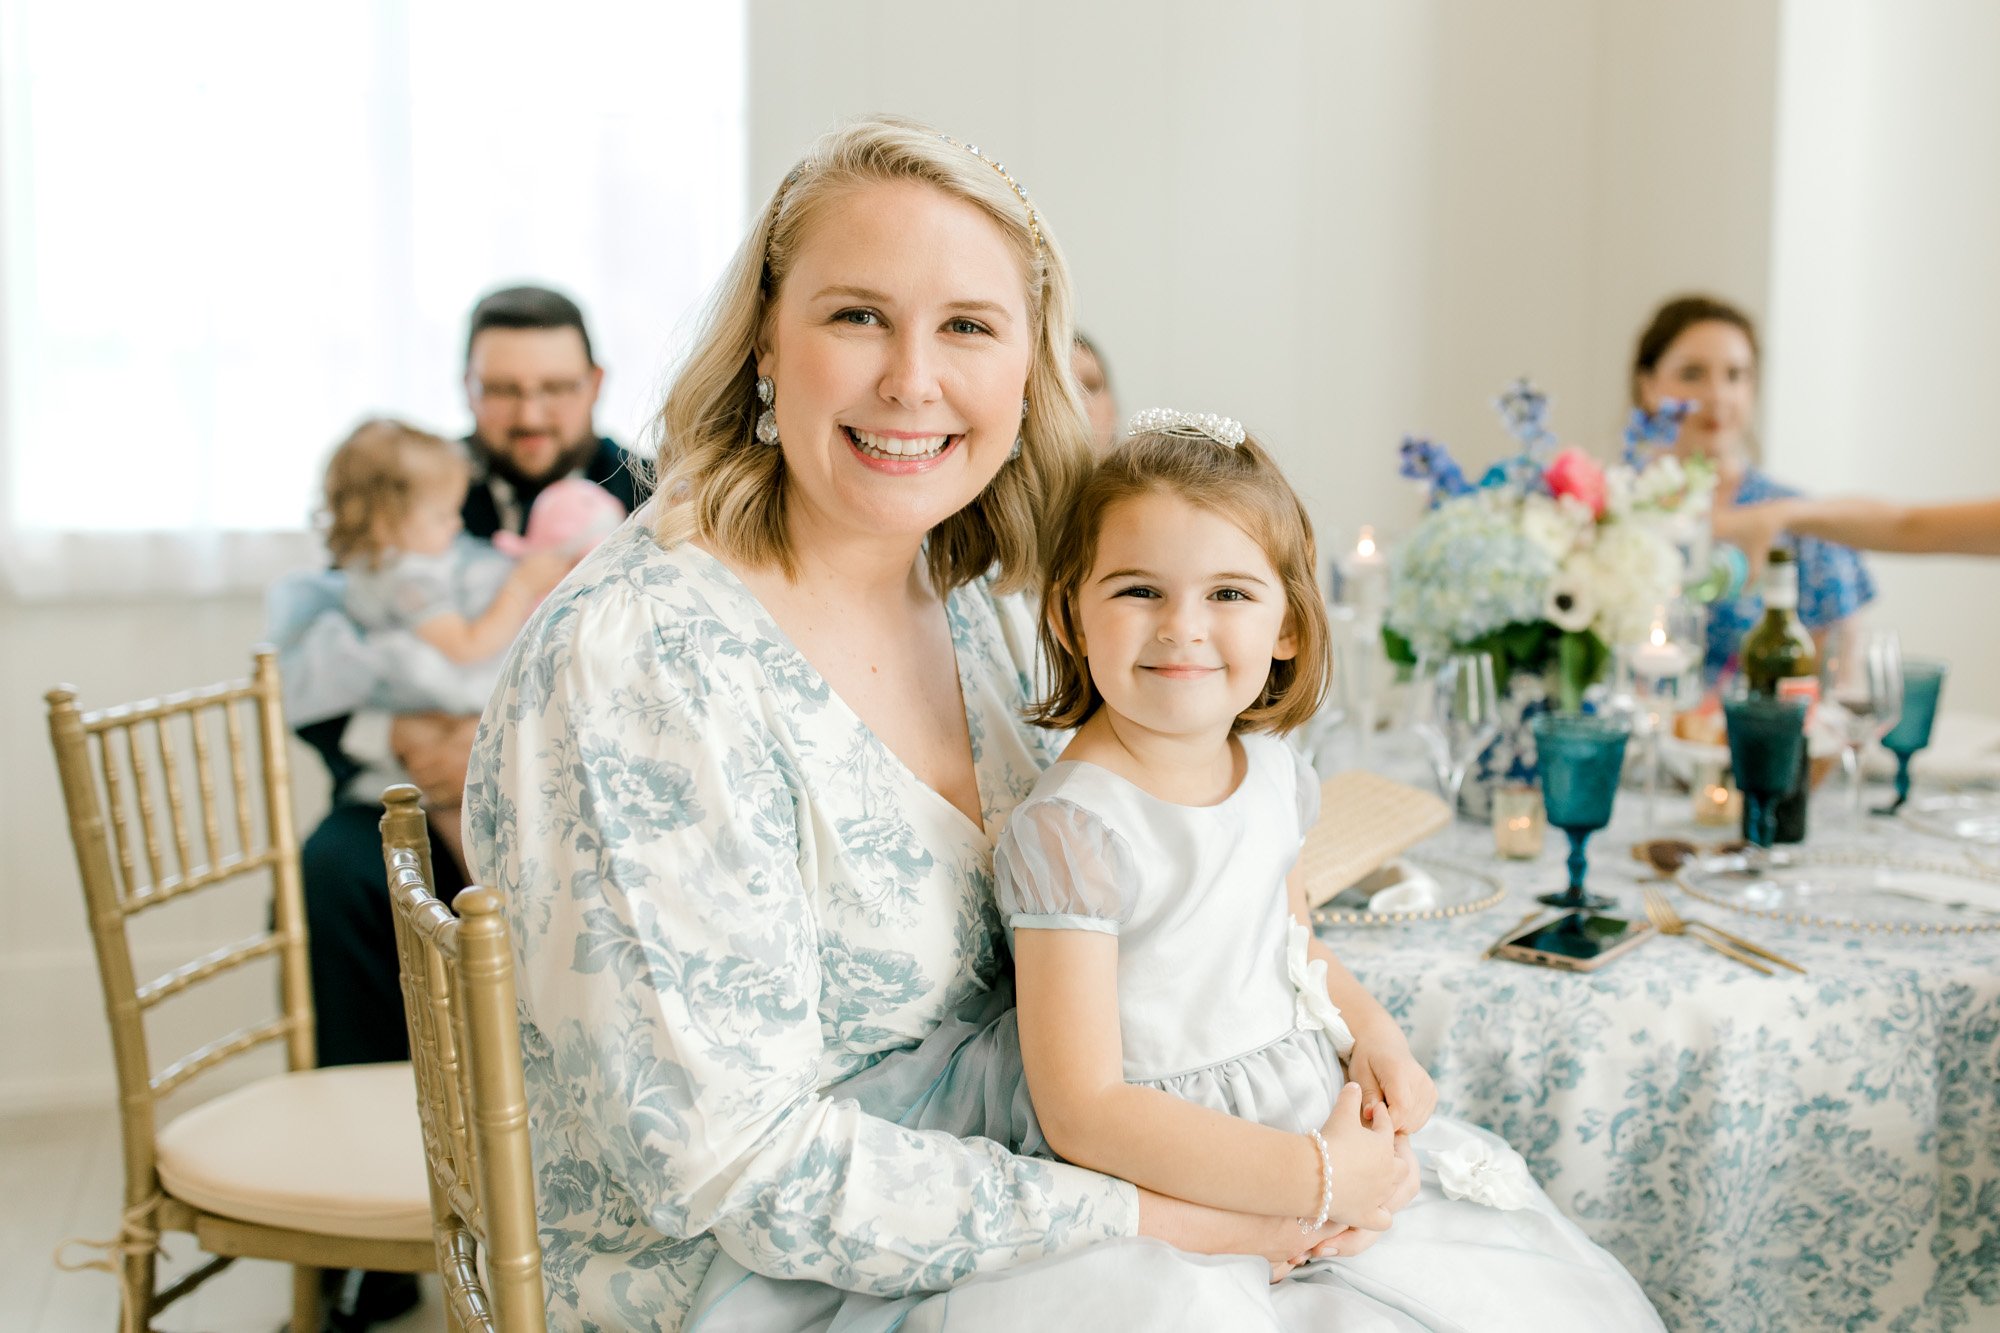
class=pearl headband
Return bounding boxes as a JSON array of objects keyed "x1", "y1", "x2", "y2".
[{"x1": 1125, "y1": 407, "x2": 1246, "y2": 449}]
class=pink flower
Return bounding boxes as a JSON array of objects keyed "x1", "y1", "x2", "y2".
[{"x1": 1544, "y1": 448, "x2": 1607, "y2": 518}]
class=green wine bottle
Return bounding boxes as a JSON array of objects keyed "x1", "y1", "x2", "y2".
[{"x1": 1739, "y1": 549, "x2": 1817, "y2": 842}]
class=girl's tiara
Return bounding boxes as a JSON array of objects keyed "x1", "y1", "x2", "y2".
[{"x1": 1125, "y1": 407, "x2": 1245, "y2": 449}]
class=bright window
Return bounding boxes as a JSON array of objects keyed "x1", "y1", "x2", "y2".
[{"x1": 0, "y1": 0, "x2": 746, "y2": 596}]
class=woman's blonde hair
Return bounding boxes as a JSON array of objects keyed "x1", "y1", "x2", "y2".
[
  {"x1": 1028, "y1": 429, "x2": 1333, "y2": 737},
  {"x1": 320, "y1": 418, "x2": 469, "y2": 571},
  {"x1": 649, "y1": 115, "x2": 1092, "y2": 594}
]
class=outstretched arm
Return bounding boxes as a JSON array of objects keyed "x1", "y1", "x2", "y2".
[
  {"x1": 1014, "y1": 925, "x2": 1403, "y2": 1227},
  {"x1": 1719, "y1": 495, "x2": 2000, "y2": 558}
]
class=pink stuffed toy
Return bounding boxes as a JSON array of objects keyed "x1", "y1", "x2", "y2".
[{"x1": 492, "y1": 477, "x2": 628, "y2": 558}]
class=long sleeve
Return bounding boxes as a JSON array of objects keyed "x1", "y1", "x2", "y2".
[{"x1": 464, "y1": 535, "x2": 1135, "y2": 1315}]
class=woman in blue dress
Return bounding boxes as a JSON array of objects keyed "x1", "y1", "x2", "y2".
[
  {"x1": 1630, "y1": 295, "x2": 1875, "y2": 676},
  {"x1": 467, "y1": 115, "x2": 1658, "y2": 1331}
]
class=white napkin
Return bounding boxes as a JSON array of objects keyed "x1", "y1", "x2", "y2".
[{"x1": 1364, "y1": 862, "x2": 1443, "y2": 914}]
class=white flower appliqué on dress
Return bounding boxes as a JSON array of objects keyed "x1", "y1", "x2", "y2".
[
  {"x1": 1430, "y1": 1135, "x2": 1535, "y2": 1210},
  {"x1": 1286, "y1": 918, "x2": 1357, "y2": 1059}
]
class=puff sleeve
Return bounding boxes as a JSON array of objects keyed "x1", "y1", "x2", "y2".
[{"x1": 994, "y1": 797, "x2": 1140, "y2": 935}]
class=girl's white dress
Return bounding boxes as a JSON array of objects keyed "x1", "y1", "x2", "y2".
[{"x1": 976, "y1": 732, "x2": 1666, "y2": 1332}]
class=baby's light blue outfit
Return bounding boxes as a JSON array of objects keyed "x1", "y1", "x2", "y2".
[{"x1": 271, "y1": 537, "x2": 514, "y2": 725}]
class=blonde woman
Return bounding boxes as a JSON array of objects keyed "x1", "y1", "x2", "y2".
[{"x1": 466, "y1": 118, "x2": 1654, "y2": 1331}]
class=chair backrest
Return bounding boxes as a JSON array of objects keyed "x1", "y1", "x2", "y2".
[
  {"x1": 381, "y1": 786, "x2": 545, "y2": 1333},
  {"x1": 46, "y1": 648, "x2": 314, "y2": 1210}
]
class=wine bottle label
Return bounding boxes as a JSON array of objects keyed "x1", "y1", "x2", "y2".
[{"x1": 1764, "y1": 563, "x2": 1799, "y2": 610}]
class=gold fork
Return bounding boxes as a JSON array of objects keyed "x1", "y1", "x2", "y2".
[
  {"x1": 1641, "y1": 886, "x2": 1800, "y2": 976},
  {"x1": 1648, "y1": 885, "x2": 1809, "y2": 973}
]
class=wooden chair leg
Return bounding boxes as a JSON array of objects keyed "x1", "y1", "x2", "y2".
[{"x1": 292, "y1": 1264, "x2": 322, "y2": 1333}]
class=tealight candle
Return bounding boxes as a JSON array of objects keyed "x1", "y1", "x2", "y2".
[
  {"x1": 1491, "y1": 784, "x2": 1545, "y2": 859},
  {"x1": 1629, "y1": 623, "x2": 1693, "y2": 682},
  {"x1": 1693, "y1": 771, "x2": 1743, "y2": 827}
]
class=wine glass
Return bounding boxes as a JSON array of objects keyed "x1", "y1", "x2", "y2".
[
  {"x1": 1819, "y1": 627, "x2": 1904, "y2": 823},
  {"x1": 1723, "y1": 692, "x2": 1809, "y2": 848},
  {"x1": 1532, "y1": 713, "x2": 1632, "y2": 910},
  {"x1": 1409, "y1": 652, "x2": 1500, "y2": 816},
  {"x1": 1876, "y1": 658, "x2": 1948, "y2": 815}
]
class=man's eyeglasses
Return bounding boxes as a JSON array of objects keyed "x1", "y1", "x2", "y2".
[{"x1": 472, "y1": 379, "x2": 588, "y2": 407}]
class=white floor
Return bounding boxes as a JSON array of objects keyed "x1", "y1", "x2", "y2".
[{"x1": 3, "y1": 1107, "x2": 445, "y2": 1332}]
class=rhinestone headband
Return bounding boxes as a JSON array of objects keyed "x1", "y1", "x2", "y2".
[
  {"x1": 1126, "y1": 407, "x2": 1246, "y2": 449},
  {"x1": 938, "y1": 135, "x2": 1044, "y2": 252}
]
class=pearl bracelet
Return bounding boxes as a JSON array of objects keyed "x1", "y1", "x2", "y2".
[{"x1": 1299, "y1": 1128, "x2": 1334, "y2": 1234}]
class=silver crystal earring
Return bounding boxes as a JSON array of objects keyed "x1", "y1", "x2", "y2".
[
  {"x1": 755, "y1": 375, "x2": 780, "y2": 446},
  {"x1": 1010, "y1": 396, "x2": 1027, "y2": 461}
]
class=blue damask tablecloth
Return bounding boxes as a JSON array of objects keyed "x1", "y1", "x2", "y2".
[{"x1": 1323, "y1": 794, "x2": 2000, "y2": 1333}]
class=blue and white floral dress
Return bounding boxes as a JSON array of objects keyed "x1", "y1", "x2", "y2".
[{"x1": 467, "y1": 513, "x2": 1660, "y2": 1332}]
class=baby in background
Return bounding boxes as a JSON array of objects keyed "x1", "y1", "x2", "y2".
[{"x1": 318, "y1": 419, "x2": 576, "y2": 860}]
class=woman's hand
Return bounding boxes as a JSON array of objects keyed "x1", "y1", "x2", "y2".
[
  {"x1": 1315, "y1": 1081, "x2": 1408, "y2": 1231},
  {"x1": 1305, "y1": 1131, "x2": 1420, "y2": 1262},
  {"x1": 1137, "y1": 1189, "x2": 1350, "y2": 1281},
  {"x1": 1345, "y1": 1018, "x2": 1438, "y2": 1135}
]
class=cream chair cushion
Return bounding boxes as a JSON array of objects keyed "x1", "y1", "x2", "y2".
[{"x1": 156, "y1": 1062, "x2": 432, "y2": 1241}]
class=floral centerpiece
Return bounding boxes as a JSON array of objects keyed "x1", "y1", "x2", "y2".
[{"x1": 1384, "y1": 381, "x2": 1711, "y2": 716}]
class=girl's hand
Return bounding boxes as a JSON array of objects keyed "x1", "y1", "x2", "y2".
[
  {"x1": 1346, "y1": 1021, "x2": 1438, "y2": 1135},
  {"x1": 1316, "y1": 1082, "x2": 1407, "y2": 1230},
  {"x1": 1306, "y1": 1132, "x2": 1421, "y2": 1261}
]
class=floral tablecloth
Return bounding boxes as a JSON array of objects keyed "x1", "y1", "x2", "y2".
[{"x1": 1322, "y1": 788, "x2": 2000, "y2": 1332}]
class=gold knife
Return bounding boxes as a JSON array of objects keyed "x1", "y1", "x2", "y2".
[
  {"x1": 1684, "y1": 928, "x2": 1773, "y2": 975},
  {"x1": 1687, "y1": 921, "x2": 1807, "y2": 974}
]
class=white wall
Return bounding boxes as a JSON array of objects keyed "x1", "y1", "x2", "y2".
[
  {"x1": 749, "y1": 0, "x2": 1779, "y2": 554},
  {"x1": 1766, "y1": 0, "x2": 2000, "y2": 712}
]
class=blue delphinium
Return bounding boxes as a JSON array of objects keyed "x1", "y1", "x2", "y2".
[
  {"x1": 1495, "y1": 378, "x2": 1556, "y2": 455},
  {"x1": 1622, "y1": 398, "x2": 1693, "y2": 469},
  {"x1": 1398, "y1": 435, "x2": 1473, "y2": 508}
]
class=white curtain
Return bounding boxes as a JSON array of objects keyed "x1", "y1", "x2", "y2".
[{"x1": 0, "y1": 0, "x2": 746, "y2": 599}]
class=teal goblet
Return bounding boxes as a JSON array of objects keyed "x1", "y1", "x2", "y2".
[
  {"x1": 1723, "y1": 694, "x2": 1808, "y2": 848},
  {"x1": 1876, "y1": 658, "x2": 1947, "y2": 815},
  {"x1": 1533, "y1": 714, "x2": 1632, "y2": 911}
]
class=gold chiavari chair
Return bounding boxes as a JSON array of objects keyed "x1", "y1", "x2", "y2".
[
  {"x1": 46, "y1": 648, "x2": 432, "y2": 1333},
  {"x1": 381, "y1": 785, "x2": 546, "y2": 1333}
]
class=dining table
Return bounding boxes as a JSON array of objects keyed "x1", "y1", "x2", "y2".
[{"x1": 1317, "y1": 750, "x2": 2000, "y2": 1333}]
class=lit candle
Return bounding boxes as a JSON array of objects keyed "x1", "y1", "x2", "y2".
[
  {"x1": 1629, "y1": 622, "x2": 1693, "y2": 681},
  {"x1": 1491, "y1": 784, "x2": 1545, "y2": 859},
  {"x1": 1692, "y1": 772, "x2": 1743, "y2": 827},
  {"x1": 1342, "y1": 526, "x2": 1389, "y2": 617}
]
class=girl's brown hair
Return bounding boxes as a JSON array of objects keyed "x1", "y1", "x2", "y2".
[
  {"x1": 320, "y1": 419, "x2": 470, "y2": 570},
  {"x1": 1029, "y1": 429, "x2": 1332, "y2": 736},
  {"x1": 647, "y1": 115, "x2": 1093, "y2": 595}
]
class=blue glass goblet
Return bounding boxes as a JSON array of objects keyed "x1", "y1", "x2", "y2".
[
  {"x1": 1533, "y1": 714, "x2": 1632, "y2": 911},
  {"x1": 1723, "y1": 695, "x2": 1809, "y2": 848},
  {"x1": 1876, "y1": 658, "x2": 1947, "y2": 815}
]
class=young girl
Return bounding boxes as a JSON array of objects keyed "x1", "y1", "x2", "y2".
[
  {"x1": 993, "y1": 412, "x2": 1665, "y2": 1327},
  {"x1": 318, "y1": 418, "x2": 572, "y2": 858}
]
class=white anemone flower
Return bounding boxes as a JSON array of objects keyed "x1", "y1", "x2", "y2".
[{"x1": 1543, "y1": 574, "x2": 1596, "y2": 632}]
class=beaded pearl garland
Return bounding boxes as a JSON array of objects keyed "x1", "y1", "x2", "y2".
[
  {"x1": 1300, "y1": 1127, "x2": 1335, "y2": 1234},
  {"x1": 1126, "y1": 407, "x2": 1247, "y2": 449}
]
